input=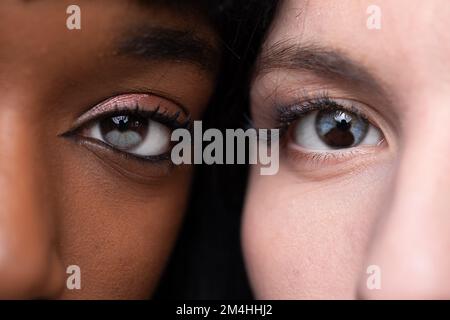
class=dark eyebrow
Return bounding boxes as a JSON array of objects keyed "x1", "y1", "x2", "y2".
[
  {"x1": 117, "y1": 26, "x2": 220, "y2": 73},
  {"x1": 256, "y1": 41, "x2": 386, "y2": 95}
]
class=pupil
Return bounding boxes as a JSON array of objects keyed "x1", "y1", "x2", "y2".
[
  {"x1": 116, "y1": 117, "x2": 129, "y2": 131},
  {"x1": 336, "y1": 119, "x2": 351, "y2": 130},
  {"x1": 323, "y1": 126, "x2": 355, "y2": 147}
]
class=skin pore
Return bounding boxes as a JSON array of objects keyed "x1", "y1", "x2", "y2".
[
  {"x1": 0, "y1": 0, "x2": 218, "y2": 298},
  {"x1": 243, "y1": 0, "x2": 450, "y2": 299}
]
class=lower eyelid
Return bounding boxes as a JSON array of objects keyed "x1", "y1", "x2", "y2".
[
  {"x1": 285, "y1": 141, "x2": 386, "y2": 169},
  {"x1": 71, "y1": 136, "x2": 178, "y2": 183}
]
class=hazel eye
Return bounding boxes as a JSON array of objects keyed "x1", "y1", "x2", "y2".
[
  {"x1": 85, "y1": 114, "x2": 171, "y2": 157},
  {"x1": 292, "y1": 108, "x2": 383, "y2": 150}
]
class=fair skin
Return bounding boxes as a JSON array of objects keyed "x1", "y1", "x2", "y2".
[
  {"x1": 243, "y1": 0, "x2": 450, "y2": 299},
  {"x1": 0, "y1": 0, "x2": 218, "y2": 299}
]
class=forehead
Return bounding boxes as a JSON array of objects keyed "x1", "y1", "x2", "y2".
[
  {"x1": 268, "y1": 0, "x2": 450, "y2": 46},
  {"x1": 0, "y1": 1, "x2": 219, "y2": 81},
  {"x1": 263, "y1": 0, "x2": 450, "y2": 88},
  {"x1": 0, "y1": 0, "x2": 217, "y2": 61}
]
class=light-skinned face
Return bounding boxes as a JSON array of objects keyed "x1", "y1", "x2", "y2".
[
  {"x1": 243, "y1": 0, "x2": 450, "y2": 299},
  {"x1": 0, "y1": 0, "x2": 218, "y2": 299}
]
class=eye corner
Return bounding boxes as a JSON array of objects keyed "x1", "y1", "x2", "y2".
[{"x1": 58, "y1": 126, "x2": 81, "y2": 140}]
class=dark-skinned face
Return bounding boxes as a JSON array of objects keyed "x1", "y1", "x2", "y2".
[{"x1": 0, "y1": 0, "x2": 218, "y2": 299}]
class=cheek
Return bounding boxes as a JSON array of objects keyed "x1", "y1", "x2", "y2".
[
  {"x1": 54, "y1": 144, "x2": 191, "y2": 299},
  {"x1": 242, "y1": 161, "x2": 392, "y2": 299}
]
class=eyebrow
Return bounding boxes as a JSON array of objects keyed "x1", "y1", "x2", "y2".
[
  {"x1": 256, "y1": 41, "x2": 386, "y2": 95},
  {"x1": 117, "y1": 26, "x2": 220, "y2": 73}
]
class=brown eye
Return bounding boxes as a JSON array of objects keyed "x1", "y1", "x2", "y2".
[
  {"x1": 292, "y1": 108, "x2": 383, "y2": 150},
  {"x1": 84, "y1": 114, "x2": 171, "y2": 157}
]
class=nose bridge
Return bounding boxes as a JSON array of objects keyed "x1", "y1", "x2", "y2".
[
  {"x1": 358, "y1": 102, "x2": 450, "y2": 299},
  {"x1": 0, "y1": 107, "x2": 64, "y2": 298},
  {"x1": 391, "y1": 100, "x2": 450, "y2": 218}
]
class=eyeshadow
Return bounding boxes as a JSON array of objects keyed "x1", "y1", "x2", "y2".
[{"x1": 72, "y1": 93, "x2": 188, "y2": 129}]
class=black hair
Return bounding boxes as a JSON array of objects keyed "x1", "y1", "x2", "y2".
[{"x1": 153, "y1": 0, "x2": 279, "y2": 299}]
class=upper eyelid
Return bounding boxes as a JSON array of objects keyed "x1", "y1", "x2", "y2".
[
  {"x1": 66, "y1": 93, "x2": 190, "y2": 132},
  {"x1": 276, "y1": 97, "x2": 376, "y2": 127},
  {"x1": 252, "y1": 79, "x2": 399, "y2": 137}
]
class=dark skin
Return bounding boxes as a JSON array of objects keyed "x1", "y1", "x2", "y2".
[{"x1": 0, "y1": 0, "x2": 218, "y2": 299}]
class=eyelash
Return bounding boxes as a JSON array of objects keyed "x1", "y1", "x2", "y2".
[
  {"x1": 88, "y1": 104, "x2": 191, "y2": 130},
  {"x1": 275, "y1": 93, "x2": 369, "y2": 137}
]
